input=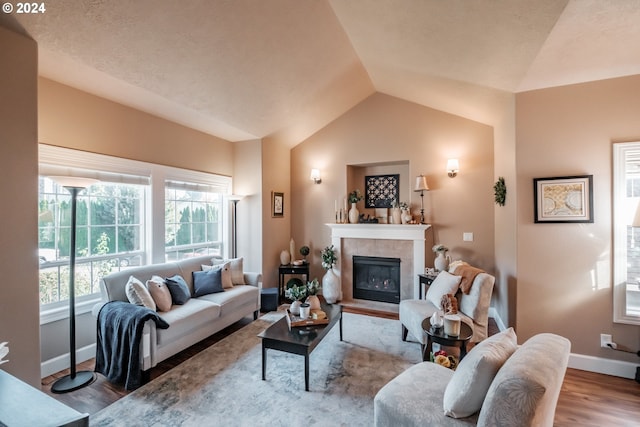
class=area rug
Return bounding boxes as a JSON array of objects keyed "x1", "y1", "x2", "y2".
[{"x1": 90, "y1": 311, "x2": 420, "y2": 426}]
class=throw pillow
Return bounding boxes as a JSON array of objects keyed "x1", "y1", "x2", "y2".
[
  {"x1": 192, "y1": 268, "x2": 225, "y2": 297},
  {"x1": 442, "y1": 327, "x2": 518, "y2": 418},
  {"x1": 146, "y1": 275, "x2": 172, "y2": 312},
  {"x1": 202, "y1": 262, "x2": 233, "y2": 289},
  {"x1": 426, "y1": 271, "x2": 462, "y2": 308},
  {"x1": 165, "y1": 275, "x2": 191, "y2": 305},
  {"x1": 125, "y1": 276, "x2": 156, "y2": 310},
  {"x1": 213, "y1": 257, "x2": 245, "y2": 285}
]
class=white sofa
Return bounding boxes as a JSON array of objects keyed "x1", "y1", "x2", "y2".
[
  {"x1": 374, "y1": 331, "x2": 571, "y2": 426},
  {"x1": 93, "y1": 255, "x2": 261, "y2": 371}
]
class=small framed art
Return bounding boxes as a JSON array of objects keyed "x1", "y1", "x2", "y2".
[
  {"x1": 533, "y1": 175, "x2": 593, "y2": 223},
  {"x1": 272, "y1": 191, "x2": 284, "y2": 218}
]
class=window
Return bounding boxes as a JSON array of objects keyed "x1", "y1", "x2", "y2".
[
  {"x1": 38, "y1": 145, "x2": 232, "y2": 319},
  {"x1": 164, "y1": 184, "x2": 223, "y2": 261},
  {"x1": 613, "y1": 142, "x2": 640, "y2": 324},
  {"x1": 38, "y1": 178, "x2": 145, "y2": 305}
]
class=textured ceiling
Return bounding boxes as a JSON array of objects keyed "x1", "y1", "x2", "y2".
[{"x1": 10, "y1": 0, "x2": 640, "y2": 145}]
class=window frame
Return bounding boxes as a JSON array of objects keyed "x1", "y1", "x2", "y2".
[
  {"x1": 612, "y1": 141, "x2": 640, "y2": 325},
  {"x1": 39, "y1": 145, "x2": 231, "y2": 324}
]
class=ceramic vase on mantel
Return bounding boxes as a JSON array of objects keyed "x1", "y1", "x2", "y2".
[
  {"x1": 434, "y1": 252, "x2": 450, "y2": 272},
  {"x1": 391, "y1": 208, "x2": 402, "y2": 224},
  {"x1": 322, "y1": 268, "x2": 341, "y2": 304},
  {"x1": 348, "y1": 203, "x2": 359, "y2": 224},
  {"x1": 401, "y1": 209, "x2": 412, "y2": 224}
]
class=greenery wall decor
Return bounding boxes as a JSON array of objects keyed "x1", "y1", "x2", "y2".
[{"x1": 494, "y1": 177, "x2": 506, "y2": 206}]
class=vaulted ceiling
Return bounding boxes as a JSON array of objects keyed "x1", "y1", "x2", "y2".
[{"x1": 10, "y1": 0, "x2": 640, "y2": 146}]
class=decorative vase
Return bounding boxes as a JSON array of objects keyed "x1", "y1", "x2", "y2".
[
  {"x1": 322, "y1": 268, "x2": 340, "y2": 304},
  {"x1": 391, "y1": 208, "x2": 402, "y2": 224},
  {"x1": 348, "y1": 203, "x2": 359, "y2": 224},
  {"x1": 289, "y1": 238, "x2": 296, "y2": 262},
  {"x1": 306, "y1": 295, "x2": 321, "y2": 310},
  {"x1": 434, "y1": 252, "x2": 450, "y2": 272},
  {"x1": 290, "y1": 300, "x2": 302, "y2": 315},
  {"x1": 401, "y1": 209, "x2": 411, "y2": 224},
  {"x1": 280, "y1": 250, "x2": 291, "y2": 265}
]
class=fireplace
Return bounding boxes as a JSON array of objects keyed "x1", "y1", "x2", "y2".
[{"x1": 353, "y1": 256, "x2": 401, "y2": 304}]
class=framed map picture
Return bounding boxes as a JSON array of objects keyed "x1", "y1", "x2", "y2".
[
  {"x1": 365, "y1": 174, "x2": 399, "y2": 208},
  {"x1": 272, "y1": 191, "x2": 284, "y2": 218},
  {"x1": 534, "y1": 175, "x2": 593, "y2": 223}
]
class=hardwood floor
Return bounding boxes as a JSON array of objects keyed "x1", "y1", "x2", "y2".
[{"x1": 41, "y1": 309, "x2": 640, "y2": 425}]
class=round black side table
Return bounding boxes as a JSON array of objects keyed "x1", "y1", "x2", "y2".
[{"x1": 421, "y1": 317, "x2": 473, "y2": 362}]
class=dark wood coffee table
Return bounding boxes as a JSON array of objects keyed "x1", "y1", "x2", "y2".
[
  {"x1": 421, "y1": 316, "x2": 473, "y2": 362},
  {"x1": 258, "y1": 302, "x2": 342, "y2": 391}
]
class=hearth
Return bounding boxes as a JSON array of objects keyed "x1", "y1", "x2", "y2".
[{"x1": 353, "y1": 255, "x2": 401, "y2": 304}]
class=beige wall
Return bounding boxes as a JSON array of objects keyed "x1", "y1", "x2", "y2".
[
  {"x1": 39, "y1": 78, "x2": 234, "y2": 176},
  {"x1": 290, "y1": 93, "x2": 495, "y2": 283},
  {"x1": 0, "y1": 25, "x2": 40, "y2": 386},
  {"x1": 516, "y1": 75, "x2": 640, "y2": 360}
]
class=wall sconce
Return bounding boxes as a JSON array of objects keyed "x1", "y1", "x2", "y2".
[
  {"x1": 447, "y1": 159, "x2": 459, "y2": 178},
  {"x1": 310, "y1": 168, "x2": 322, "y2": 184}
]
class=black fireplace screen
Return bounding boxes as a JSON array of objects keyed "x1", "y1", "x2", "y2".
[{"x1": 353, "y1": 255, "x2": 401, "y2": 304}]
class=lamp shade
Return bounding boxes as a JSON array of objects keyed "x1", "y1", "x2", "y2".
[
  {"x1": 446, "y1": 159, "x2": 459, "y2": 173},
  {"x1": 414, "y1": 175, "x2": 429, "y2": 191}
]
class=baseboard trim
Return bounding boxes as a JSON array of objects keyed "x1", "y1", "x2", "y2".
[
  {"x1": 488, "y1": 308, "x2": 637, "y2": 380},
  {"x1": 41, "y1": 343, "x2": 96, "y2": 378}
]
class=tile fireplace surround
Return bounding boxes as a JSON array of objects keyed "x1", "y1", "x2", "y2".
[{"x1": 326, "y1": 223, "x2": 432, "y2": 312}]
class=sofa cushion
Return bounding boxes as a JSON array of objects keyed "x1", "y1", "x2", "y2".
[
  {"x1": 197, "y1": 284, "x2": 259, "y2": 316},
  {"x1": 426, "y1": 271, "x2": 462, "y2": 308},
  {"x1": 165, "y1": 275, "x2": 191, "y2": 305},
  {"x1": 477, "y1": 333, "x2": 571, "y2": 427},
  {"x1": 443, "y1": 327, "x2": 518, "y2": 418},
  {"x1": 214, "y1": 257, "x2": 245, "y2": 285},
  {"x1": 125, "y1": 276, "x2": 156, "y2": 310},
  {"x1": 193, "y1": 268, "x2": 225, "y2": 297},
  {"x1": 156, "y1": 299, "x2": 221, "y2": 346},
  {"x1": 202, "y1": 262, "x2": 233, "y2": 289},
  {"x1": 146, "y1": 275, "x2": 172, "y2": 312}
]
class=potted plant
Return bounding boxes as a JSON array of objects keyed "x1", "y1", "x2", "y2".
[
  {"x1": 305, "y1": 278, "x2": 322, "y2": 310},
  {"x1": 347, "y1": 189, "x2": 363, "y2": 223},
  {"x1": 299, "y1": 245, "x2": 310, "y2": 262},
  {"x1": 321, "y1": 245, "x2": 341, "y2": 303},
  {"x1": 285, "y1": 279, "x2": 307, "y2": 315}
]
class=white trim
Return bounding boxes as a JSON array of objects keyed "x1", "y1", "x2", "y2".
[
  {"x1": 489, "y1": 308, "x2": 637, "y2": 379},
  {"x1": 567, "y1": 352, "x2": 637, "y2": 380},
  {"x1": 40, "y1": 296, "x2": 102, "y2": 325},
  {"x1": 40, "y1": 343, "x2": 96, "y2": 378}
]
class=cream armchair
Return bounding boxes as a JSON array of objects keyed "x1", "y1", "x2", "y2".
[{"x1": 399, "y1": 263, "x2": 494, "y2": 359}]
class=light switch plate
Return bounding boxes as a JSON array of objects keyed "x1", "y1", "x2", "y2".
[{"x1": 463, "y1": 232, "x2": 474, "y2": 242}]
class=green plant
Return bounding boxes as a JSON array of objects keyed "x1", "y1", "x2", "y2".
[
  {"x1": 348, "y1": 189, "x2": 363, "y2": 203},
  {"x1": 432, "y1": 244, "x2": 449, "y2": 254},
  {"x1": 285, "y1": 281, "x2": 307, "y2": 301},
  {"x1": 299, "y1": 245, "x2": 310, "y2": 258},
  {"x1": 306, "y1": 278, "x2": 321, "y2": 296},
  {"x1": 494, "y1": 176, "x2": 506, "y2": 206},
  {"x1": 321, "y1": 244, "x2": 337, "y2": 270}
]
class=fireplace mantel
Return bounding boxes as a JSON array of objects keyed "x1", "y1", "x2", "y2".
[{"x1": 326, "y1": 223, "x2": 432, "y2": 302}]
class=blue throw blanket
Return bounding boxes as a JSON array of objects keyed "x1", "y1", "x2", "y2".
[{"x1": 95, "y1": 301, "x2": 170, "y2": 390}]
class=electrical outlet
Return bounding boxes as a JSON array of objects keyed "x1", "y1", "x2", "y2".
[
  {"x1": 600, "y1": 334, "x2": 613, "y2": 348},
  {"x1": 463, "y1": 232, "x2": 474, "y2": 242}
]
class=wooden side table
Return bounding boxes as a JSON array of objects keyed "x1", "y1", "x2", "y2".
[
  {"x1": 278, "y1": 263, "x2": 309, "y2": 302},
  {"x1": 421, "y1": 316, "x2": 473, "y2": 362}
]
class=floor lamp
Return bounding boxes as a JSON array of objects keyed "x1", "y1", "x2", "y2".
[
  {"x1": 229, "y1": 195, "x2": 244, "y2": 258},
  {"x1": 414, "y1": 175, "x2": 429, "y2": 224},
  {"x1": 50, "y1": 176, "x2": 98, "y2": 394}
]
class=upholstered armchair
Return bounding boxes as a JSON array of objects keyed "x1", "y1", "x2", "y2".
[{"x1": 399, "y1": 263, "x2": 495, "y2": 358}]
